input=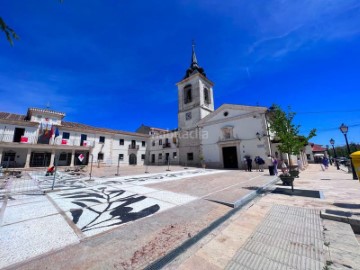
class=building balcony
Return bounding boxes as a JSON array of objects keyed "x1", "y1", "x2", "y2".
[
  {"x1": 162, "y1": 143, "x2": 171, "y2": 148},
  {"x1": 0, "y1": 134, "x2": 93, "y2": 148},
  {"x1": 128, "y1": 145, "x2": 139, "y2": 150},
  {"x1": 0, "y1": 134, "x2": 38, "y2": 144}
]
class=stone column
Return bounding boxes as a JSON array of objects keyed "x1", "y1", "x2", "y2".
[
  {"x1": 50, "y1": 149, "x2": 55, "y2": 166},
  {"x1": 24, "y1": 148, "x2": 32, "y2": 168},
  {"x1": 70, "y1": 149, "x2": 75, "y2": 167}
]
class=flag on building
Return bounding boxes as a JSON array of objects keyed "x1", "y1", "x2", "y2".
[
  {"x1": 44, "y1": 124, "x2": 49, "y2": 136},
  {"x1": 49, "y1": 125, "x2": 54, "y2": 138},
  {"x1": 78, "y1": 154, "x2": 85, "y2": 162},
  {"x1": 54, "y1": 127, "x2": 60, "y2": 138}
]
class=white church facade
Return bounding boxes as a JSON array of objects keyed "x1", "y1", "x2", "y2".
[
  {"x1": 0, "y1": 45, "x2": 299, "y2": 170},
  {"x1": 144, "y1": 45, "x2": 276, "y2": 169}
]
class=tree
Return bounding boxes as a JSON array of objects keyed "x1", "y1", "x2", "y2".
[
  {"x1": 332, "y1": 143, "x2": 359, "y2": 158},
  {"x1": 0, "y1": 17, "x2": 19, "y2": 45},
  {"x1": 1, "y1": 1, "x2": 62, "y2": 45},
  {"x1": 268, "y1": 104, "x2": 316, "y2": 166}
]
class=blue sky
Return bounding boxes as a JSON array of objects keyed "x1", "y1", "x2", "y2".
[{"x1": 1, "y1": 0, "x2": 360, "y2": 147}]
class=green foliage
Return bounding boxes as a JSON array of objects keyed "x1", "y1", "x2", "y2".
[
  {"x1": 1, "y1": 1, "x2": 63, "y2": 45},
  {"x1": 268, "y1": 104, "x2": 316, "y2": 163},
  {"x1": 0, "y1": 17, "x2": 19, "y2": 45},
  {"x1": 331, "y1": 143, "x2": 359, "y2": 158}
]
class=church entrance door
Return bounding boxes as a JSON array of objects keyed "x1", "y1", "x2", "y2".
[{"x1": 222, "y1": 147, "x2": 238, "y2": 169}]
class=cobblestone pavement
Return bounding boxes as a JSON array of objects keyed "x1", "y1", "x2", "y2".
[
  {"x1": 170, "y1": 164, "x2": 360, "y2": 270},
  {"x1": 0, "y1": 167, "x2": 276, "y2": 270},
  {"x1": 225, "y1": 205, "x2": 325, "y2": 270},
  {"x1": 3, "y1": 164, "x2": 359, "y2": 270}
]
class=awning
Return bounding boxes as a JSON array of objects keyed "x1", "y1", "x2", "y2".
[{"x1": 314, "y1": 153, "x2": 325, "y2": 157}]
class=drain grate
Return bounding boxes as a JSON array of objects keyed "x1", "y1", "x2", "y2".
[{"x1": 272, "y1": 188, "x2": 322, "y2": 198}]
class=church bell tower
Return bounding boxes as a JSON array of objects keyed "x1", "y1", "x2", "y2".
[{"x1": 177, "y1": 43, "x2": 214, "y2": 130}]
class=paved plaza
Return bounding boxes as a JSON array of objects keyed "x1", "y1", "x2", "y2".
[{"x1": 1, "y1": 164, "x2": 359, "y2": 269}]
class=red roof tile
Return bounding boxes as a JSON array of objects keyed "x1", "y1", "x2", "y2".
[
  {"x1": 312, "y1": 144, "x2": 327, "y2": 152},
  {"x1": 0, "y1": 112, "x2": 148, "y2": 137},
  {"x1": 0, "y1": 112, "x2": 28, "y2": 122},
  {"x1": 61, "y1": 121, "x2": 149, "y2": 137}
]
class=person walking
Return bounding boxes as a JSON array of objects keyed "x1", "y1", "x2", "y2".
[
  {"x1": 246, "y1": 157, "x2": 253, "y2": 172},
  {"x1": 255, "y1": 156, "x2": 265, "y2": 172},
  {"x1": 281, "y1": 160, "x2": 288, "y2": 173},
  {"x1": 297, "y1": 158, "x2": 304, "y2": 171},
  {"x1": 272, "y1": 156, "x2": 278, "y2": 175},
  {"x1": 243, "y1": 158, "x2": 248, "y2": 171},
  {"x1": 322, "y1": 157, "x2": 329, "y2": 169}
]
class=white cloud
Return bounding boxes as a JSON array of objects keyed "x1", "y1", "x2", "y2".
[{"x1": 247, "y1": 0, "x2": 360, "y2": 60}]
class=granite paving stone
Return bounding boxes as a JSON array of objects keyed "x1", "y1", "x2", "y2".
[
  {"x1": 3, "y1": 199, "x2": 58, "y2": 225},
  {"x1": 146, "y1": 190, "x2": 198, "y2": 205},
  {"x1": 226, "y1": 205, "x2": 325, "y2": 270},
  {"x1": 0, "y1": 214, "x2": 79, "y2": 269}
]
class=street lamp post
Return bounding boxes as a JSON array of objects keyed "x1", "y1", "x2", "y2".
[
  {"x1": 166, "y1": 154, "x2": 171, "y2": 171},
  {"x1": 326, "y1": 145, "x2": 332, "y2": 165},
  {"x1": 115, "y1": 156, "x2": 120, "y2": 176},
  {"x1": 51, "y1": 153, "x2": 58, "y2": 190},
  {"x1": 330, "y1": 138, "x2": 340, "y2": 170},
  {"x1": 89, "y1": 154, "x2": 94, "y2": 180},
  {"x1": 145, "y1": 151, "x2": 150, "y2": 173},
  {"x1": 339, "y1": 123, "x2": 358, "y2": 180}
]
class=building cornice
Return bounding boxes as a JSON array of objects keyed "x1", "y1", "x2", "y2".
[
  {"x1": 176, "y1": 73, "x2": 214, "y2": 87},
  {"x1": 0, "y1": 119, "x2": 38, "y2": 127},
  {"x1": 27, "y1": 108, "x2": 66, "y2": 118}
]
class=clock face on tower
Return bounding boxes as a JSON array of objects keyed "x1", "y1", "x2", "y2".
[{"x1": 185, "y1": 112, "x2": 192, "y2": 120}]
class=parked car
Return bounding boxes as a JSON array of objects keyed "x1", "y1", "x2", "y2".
[{"x1": 336, "y1": 157, "x2": 349, "y2": 165}]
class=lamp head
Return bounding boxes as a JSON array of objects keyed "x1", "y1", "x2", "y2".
[
  {"x1": 330, "y1": 138, "x2": 335, "y2": 145},
  {"x1": 340, "y1": 123, "x2": 348, "y2": 134}
]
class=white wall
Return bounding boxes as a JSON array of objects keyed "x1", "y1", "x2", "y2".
[
  {"x1": 201, "y1": 114, "x2": 270, "y2": 168},
  {"x1": 0, "y1": 124, "x2": 38, "y2": 143},
  {"x1": 147, "y1": 131, "x2": 179, "y2": 165}
]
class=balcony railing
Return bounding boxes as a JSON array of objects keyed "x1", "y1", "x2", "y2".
[
  {"x1": 162, "y1": 143, "x2": 171, "y2": 148},
  {"x1": 128, "y1": 145, "x2": 139, "y2": 150},
  {"x1": 53, "y1": 138, "x2": 93, "y2": 147},
  {"x1": 0, "y1": 134, "x2": 93, "y2": 147},
  {"x1": 0, "y1": 134, "x2": 38, "y2": 144}
]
